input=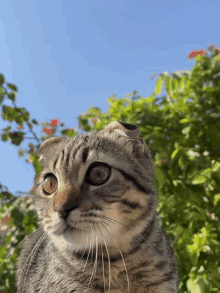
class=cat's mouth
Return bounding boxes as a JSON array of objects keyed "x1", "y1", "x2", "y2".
[
  {"x1": 65, "y1": 220, "x2": 99, "y2": 232},
  {"x1": 65, "y1": 225, "x2": 82, "y2": 232}
]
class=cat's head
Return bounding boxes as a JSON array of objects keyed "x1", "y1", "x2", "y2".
[{"x1": 30, "y1": 121, "x2": 157, "y2": 256}]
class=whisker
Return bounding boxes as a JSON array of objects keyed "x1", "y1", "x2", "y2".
[
  {"x1": 100, "y1": 222, "x2": 130, "y2": 293},
  {"x1": 96, "y1": 223, "x2": 106, "y2": 293},
  {"x1": 20, "y1": 232, "x2": 47, "y2": 293},
  {"x1": 91, "y1": 228, "x2": 94, "y2": 262},
  {"x1": 100, "y1": 215, "x2": 158, "y2": 256},
  {"x1": 83, "y1": 231, "x2": 92, "y2": 272},
  {"x1": 100, "y1": 217, "x2": 141, "y2": 273},
  {"x1": 0, "y1": 225, "x2": 44, "y2": 267},
  {"x1": 94, "y1": 235, "x2": 98, "y2": 281},
  {"x1": 80, "y1": 237, "x2": 89, "y2": 260},
  {"x1": 94, "y1": 227, "x2": 98, "y2": 281},
  {"x1": 88, "y1": 227, "x2": 98, "y2": 287},
  {"x1": 100, "y1": 223, "x2": 111, "y2": 293}
]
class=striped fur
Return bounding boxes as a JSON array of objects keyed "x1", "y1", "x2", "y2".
[{"x1": 16, "y1": 121, "x2": 178, "y2": 292}]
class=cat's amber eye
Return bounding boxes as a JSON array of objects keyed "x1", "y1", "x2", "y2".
[
  {"x1": 86, "y1": 162, "x2": 111, "y2": 186},
  {"x1": 43, "y1": 174, "x2": 58, "y2": 195}
]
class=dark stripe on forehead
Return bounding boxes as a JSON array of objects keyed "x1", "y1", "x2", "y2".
[
  {"x1": 72, "y1": 141, "x2": 85, "y2": 160},
  {"x1": 66, "y1": 150, "x2": 71, "y2": 166},
  {"x1": 59, "y1": 135, "x2": 85, "y2": 168},
  {"x1": 84, "y1": 135, "x2": 89, "y2": 144},
  {"x1": 61, "y1": 149, "x2": 65, "y2": 161},
  {"x1": 61, "y1": 140, "x2": 73, "y2": 165},
  {"x1": 82, "y1": 147, "x2": 89, "y2": 163},
  {"x1": 53, "y1": 157, "x2": 59, "y2": 170},
  {"x1": 81, "y1": 136, "x2": 90, "y2": 163}
]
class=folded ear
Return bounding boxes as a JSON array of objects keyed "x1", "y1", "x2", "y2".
[
  {"x1": 99, "y1": 121, "x2": 148, "y2": 158},
  {"x1": 36, "y1": 137, "x2": 64, "y2": 161},
  {"x1": 99, "y1": 121, "x2": 140, "y2": 140}
]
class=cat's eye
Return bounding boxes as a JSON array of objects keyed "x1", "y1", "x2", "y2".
[
  {"x1": 86, "y1": 162, "x2": 111, "y2": 186},
  {"x1": 43, "y1": 174, "x2": 58, "y2": 195}
]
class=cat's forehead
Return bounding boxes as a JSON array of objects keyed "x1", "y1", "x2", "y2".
[
  {"x1": 37, "y1": 133, "x2": 105, "y2": 164},
  {"x1": 38, "y1": 131, "x2": 126, "y2": 160}
]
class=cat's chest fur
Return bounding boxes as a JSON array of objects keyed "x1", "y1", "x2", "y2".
[{"x1": 16, "y1": 229, "x2": 137, "y2": 293}]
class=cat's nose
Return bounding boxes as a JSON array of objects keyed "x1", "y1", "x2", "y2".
[{"x1": 55, "y1": 199, "x2": 80, "y2": 219}]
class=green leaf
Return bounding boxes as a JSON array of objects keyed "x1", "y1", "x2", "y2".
[
  {"x1": 10, "y1": 207, "x2": 24, "y2": 226},
  {"x1": 154, "y1": 165, "x2": 166, "y2": 187},
  {"x1": 15, "y1": 115, "x2": 24, "y2": 124},
  {"x1": 155, "y1": 76, "x2": 163, "y2": 95},
  {"x1": 214, "y1": 193, "x2": 220, "y2": 206},
  {"x1": 0, "y1": 93, "x2": 4, "y2": 104},
  {"x1": 172, "y1": 78, "x2": 178, "y2": 93},
  {"x1": 9, "y1": 131, "x2": 24, "y2": 146},
  {"x1": 179, "y1": 118, "x2": 191, "y2": 123},
  {"x1": 213, "y1": 53, "x2": 220, "y2": 63},
  {"x1": 60, "y1": 129, "x2": 76, "y2": 137},
  {"x1": 191, "y1": 175, "x2": 206, "y2": 185},
  {"x1": 4, "y1": 126, "x2": 11, "y2": 131},
  {"x1": 0, "y1": 245, "x2": 7, "y2": 258},
  {"x1": 1, "y1": 105, "x2": 17, "y2": 122},
  {"x1": 8, "y1": 92, "x2": 15, "y2": 102},
  {"x1": 78, "y1": 117, "x2": 91, "y2": 132},
  {"x1": 182, "y1": 125, "x2": 191, "y2": 135},
  {"x1": 146, "y1": 96, "x2": 155, "y2": 104},
  {"x1": 7, "y1": 83, "x2": 18, "y2": 92},
  {"x1": 0, "y1": 73, "x2": 5, "y2": 85},
  {"x1": 23, "y1": 111, "x2": 29, "y2": 121},
  {"x1": 1, "y1": 133, "x2": 9, "y2": 142},
  {"x1": 32, "y1": 119, "x2": 38, "y2": 125},
  {"x1": 5, "y1": 234, "x2": 12, "y2": 245},
  {"x1": 165, "y1": 75, "x2": 172, "y2": 94},
  {"x1": 22, "y1": 210, "x2": 37, "y2": 227},
  {"x1": 171, "y1": 148, "x2": 179, "y2": 159},
  {"x1": 187, "y1": 278, "x2": 205, "y2": 293}
]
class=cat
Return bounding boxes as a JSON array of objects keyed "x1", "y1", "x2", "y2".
[{"x1": 16, "y1": 121, "x2": 178, "y2": 293}]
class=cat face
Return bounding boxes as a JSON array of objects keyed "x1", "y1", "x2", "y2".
[{"x1": 30, "y1": 122, "x2": 157, "y2": 257}]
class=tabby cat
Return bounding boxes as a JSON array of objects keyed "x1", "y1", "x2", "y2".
[{"x1": 16, "y1": 121, "x2": 178, "y2": 293}]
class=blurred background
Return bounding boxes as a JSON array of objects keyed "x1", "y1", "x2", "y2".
[{"x1": 1, "y1": 0, "x2": 219, "y2": 194}]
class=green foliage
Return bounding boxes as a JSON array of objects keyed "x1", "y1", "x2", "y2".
[{"x1": 1, "y1": 44, "x2": 220, "y2": 292}]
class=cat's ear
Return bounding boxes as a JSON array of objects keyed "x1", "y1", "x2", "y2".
[
  {"x1": 100, "y1": 121, "x2": 140, "y2": 140},
  {"x1": 37, "y1": 137, "x2": 64, "y2": 156},
  {"x1": 100, "y1": 121, "x2": 147, "y2": 157}
]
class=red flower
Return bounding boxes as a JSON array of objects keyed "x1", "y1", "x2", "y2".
[
  {"x1": 16, "y1": 125, "x2": 23, "y2": 130},
  {"x1": 187, "y1": 49, "x2": 206, "y2": 59},
  {"x1": 198, "y1": 49, "x2": 206, "y2": 56},
  {"x1": 43, "y1": 128, "x2": 53, "y2": 135},
  {"x1": 4, "y1": 214, "x2": 10, "y2": 224},
  {"x1": 49, "y1": 119, "x2": 59, "y2": 127}
]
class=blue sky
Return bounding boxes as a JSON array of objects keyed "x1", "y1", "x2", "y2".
[{"x1": 0, "y1": 0, "x2": 219, "y2": 195}]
